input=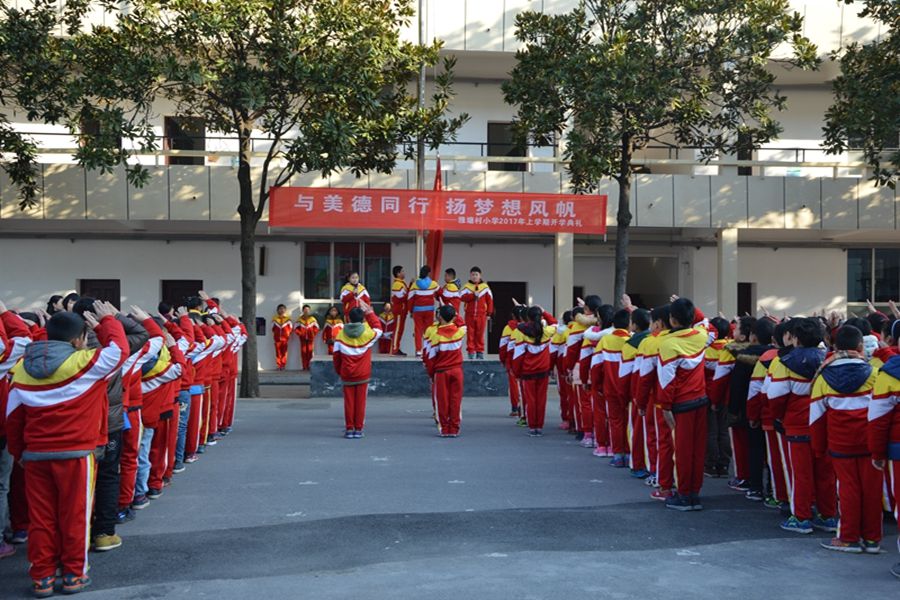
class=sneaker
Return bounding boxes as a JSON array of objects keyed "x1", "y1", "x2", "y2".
[
  {"x1": 763, "y1": 496, "x2": 782, "y2": 510},
  {"x1": 704, "y1": 468, "x2": 719, "y2": 478},
  {"x1": 509, "y1": 410, "x2": 520, "y2": 417},
  {"x1": 690, "y1": 494, "x2": 704, "y2": 511},
  {"x1": 665, "y1": 493, "x2": 694, "y2": 512},
  {"x1": 780, "y1": 515, "x2": 814, "y2": 534},
  {"x1": 31, "y1": 576, "x2": 55, "y2": 598},
  {"x1": 162, "y1": 477, "x2": 172, "y2": 487},
  {"x1": 92, "y1": 534, "x2": 122, "y2": 552},
  {"x1": 558, "y1": 421, "x2": 569, "y2": 430},
  {"x1": 574, "y1": 431, "x2": 585, "y2": 441},
  {"x1": 650, "y1": 488, "x2": 673, "y2": 501},
  {"x1": 344, "y1": 430, "x2": 355, "y2": 439},
  {"x1": 630, "y1": 469, "x2": 651, "y2": 479},
  {"x1": 716, "y1": 465, "x2": 730, "y2": 478},
  {"x1": 891, "y1": 562, "x2": 900, "y2": 580},
  {"x1": 172, "y1": 462, "x2": 186, "y2": 474},
  {"x1": 579, "y1": 434, "x2": 595, "y2": 448},
  {"x1": 196, "y1": 445, "x2": 206, "y2": 454},
  {"x1": 354, "y1": 431, "x2": 365, "y2": 439},
  {"x1": 392, "y1": 350, "x2": 408, "y2": 357},
  {"x1": 447, "y1": 433, "x2": 459, "y2": 438},
  {"x1": 609, "y1": 455, "x2": 627, "y2": 468},
  {"x1": 861, "y1": 540, "x2": 882, "y2": 554},
  {"x1": 592, "y1": 447, "x2": 605, "y2": 457},
  {"x1": 61, "y1": 573, "x2": 91, "y2": 594},
  {"x1": 0, "y1": 541, "x2": 15, "y2": 559},
  {"x1": 184, "y1": 454, "x2": 199, "y2": 464},
  {"x1": 745, "y1": 490, "x2": 764, "y2": 502},
  {"x1": 116, "y1": 508, "x2": 136, "y2": 524},
  {"x1": 147, "y1": 488, "x2": 163, "y2": 500},
  {"x1": 528, "y1": 429, "x2": 542, "y2": 437},
  {"x1": 820, "y1": 538, "x2": 863, "y2": 554},
  {"x1": 812, "y1": 515, "x2": 838, "y2": 533},
  {"x1": 205, "y1": 437, "x2": 218, "y2": 446},
  {"x1": 476, "y1": 352, "x2": 484, "y2": 359},
  {"x1": 595, "y1": 445, "x2": 612, "y2": 456},
  {"x1": 467, "y1": 353, "x2": 475, "y2": 360},
  {"x1": 645, "y1": 474, "x2": 658, "y2": 487},
  {"x1": 131, "y1": 495, "x2": 150, "y2": 510},
  {"x1": 415, "y1": 352, "x2": 422, "y2": 358},
  {"x1": 727, "y1": 478, "x2": 750, "y2": 492},
  {"x1": 10, "y1": 529, "x2": 28, "y2": 544}
]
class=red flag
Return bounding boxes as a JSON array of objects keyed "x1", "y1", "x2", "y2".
[{"x1": 424, "y1": 159, "x2": 444, "y2": 276}]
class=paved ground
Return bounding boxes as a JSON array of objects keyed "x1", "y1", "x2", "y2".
[{"x1": 1, "y1": 395, "x2": 897, "y2": 598}]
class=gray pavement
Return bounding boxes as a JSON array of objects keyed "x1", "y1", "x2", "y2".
[{"x1": 1, "y1": 395, "x2": 897, "y2": 598}]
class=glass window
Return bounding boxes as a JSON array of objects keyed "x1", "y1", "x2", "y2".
[
  {"x1": 334, "y1": 242, "x2": 361, "y2": 295},
  {"x1": 847, "y1": 249, "x2": 872, "y2": 303},
  {"x1": 874, "y1": 249, "x2": 900, "y2": 303},
  {"x1": 364, "y1": 242, "x2": 392, "y2": 304},
  {"x1": 304, "y1": 242, "x2": 331, "y2": 300},
  {"x1": 487, "y1": 122, "x2": 526, "y2": 172}
]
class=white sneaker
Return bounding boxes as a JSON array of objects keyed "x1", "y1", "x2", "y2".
[
  {"x1": 579, "y1": 434, "x2": 595, "y2": 448},
  {"x1": 592, "y1": 447, "x2": 605, "y2": 457}
]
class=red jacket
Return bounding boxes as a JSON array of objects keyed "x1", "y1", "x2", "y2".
[
  {"x1": 656, "y1": 326, "x2": 708, "y2": 411},
  {"x1": 460, "y1": 282, "x2": 493, "y2": 321},
  {"x1": 332, "y1": 312, "x2": 382, "y2": 384},
  {"x1": 869, "y1": 356, "x2": 900, "y2": 461},
  {"x1": 0, "y1": 311, "x2": 33, "y2": 437},
  {"x1": 767, "y1": 347, "x2": 826, "y2": 437},
  {"x1": 6, "y1": 315, "x2": 128, "y2": 460},
  {"x1": 426, "y1": 321, "x2": 466, "y2": 377},
  {"x1": 592, "y1": 328, "x2": 631, "y2": 403},
  {"x1": 511, "y1": 313, "x2": 558, "y2": 378},
  {"x1": 810, "y1": 356, "x2": 876, "y2": 458},
  {"x1": 141, "y1": 343, "x2": 186, "y2": 428}
]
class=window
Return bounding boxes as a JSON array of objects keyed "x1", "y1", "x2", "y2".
[
  {"x1": 80, "y1": 114, "x2": 122, "y2": 150},
  {"x1": 847, "y1": 249, "x2": 872, "y2": 303},
  {"x1": 304, "y1": 241, "x2": 392, "y2": 304},
  {"x1": 874, "y1": 249, "x2": 899, "y2": 303},
  {"x1": 737, "y1": 131, "x2": 754, "y2": 176},
  {"x1": 487, "y1": 122, "x2": 526, "y2": 172},
  {"x1": 78, "y1": 279, "x2": 121, "y2": 309},
  {"x1": 164, "y1": 116, "x2": 206, "y2": 165},
  {"x1": 161, "y1": 280, "x2": 204, "y2": 309},
  {"x1": 847, "y1": 249, "x2": 899, "y2": 313}
]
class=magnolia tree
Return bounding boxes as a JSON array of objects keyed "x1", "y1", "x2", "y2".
[{"x1": 503, "y1": 0, "x2": 818, "y2": 307}]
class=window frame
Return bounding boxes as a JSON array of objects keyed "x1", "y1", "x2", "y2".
[{"x1": 303, "y1": 241, "x2": 392, "y2": 305}]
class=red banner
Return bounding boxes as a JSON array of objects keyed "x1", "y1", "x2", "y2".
[{"x1": 269, "y1": 186, "x2": 607, "y2": 235}]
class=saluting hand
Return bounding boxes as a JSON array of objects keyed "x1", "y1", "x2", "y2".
[{"x1": 129, "y1": 305, "x2": 152, "y2": 322}]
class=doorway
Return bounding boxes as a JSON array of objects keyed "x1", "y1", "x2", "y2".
[
  {"x1": 487, "y1": 281, "x2": 528, "y2": 354},
  {"x1": 78, "y1": 279, "x2": 121, "y2": 309},
  {"x1": 161, "y1": 279, "x2": 204, "y2": 309},
  {"x1": 738, "y1": 282, "x2": 757, "y2": 317}
]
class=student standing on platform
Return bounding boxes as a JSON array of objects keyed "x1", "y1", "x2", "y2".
[
  {"x1": 512, "y1": 306, "x2": 558, "y2": 437},
  {"x1": 271, "y1": 304, "x2": 292, "y2": 371},
  {"x1": 340, "y1": 272, "x2": 370, "y2": 317},
  {"x1": 427, "y1": 305, "x2": 466, "y2": 437},
  {"x1": 460, "y1": 267, "x2": 493, "y2": 359},
  {"x1": 323, "y1": 306, "x2": 343, "y2": 356},
  {"x1": 409, "y1": 266, "x2": 439, "y2": 358},
  {"x1": 295, "y1": 305, "x2": 319, "y2": 370},
  {"x1": 440, "y1": 268, "x2": 463, "y2": 312},
  {"x1": 390, "y1": 265, "x2": 409, "y2": 356},
  {"x1": 332, "y1": 302, "x2": 383, "y2": 439},
  {"x1": 378, "y1": 303, "x2": 396, "y2": 354}
]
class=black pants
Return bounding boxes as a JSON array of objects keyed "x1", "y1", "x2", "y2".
[
  {"x1": 705, "y1": 406, "x2": 731, "y2": 470},
  {"x1": 92, "y1": 429, "x2": 123, "y2": 536},
  {"x1": 747, "y1": 425, "x2": 767, "y2": 493}
]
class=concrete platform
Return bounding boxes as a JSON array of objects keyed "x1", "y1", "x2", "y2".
[{"x1": 310, "y1": 357, "x2": 509, "y2": 397}]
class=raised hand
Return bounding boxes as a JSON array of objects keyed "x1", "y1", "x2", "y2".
[
  {"x1": 129, "y1": 305, "x2": 152, "y2": 322},
  {"x1": 198, "y1": 290, "x2": 210, "y2": 301},
  {"x1": 621, "y1": 294, "x2": 634, "y2": 311},
  {"x1": 576, "y1": 297, "x2": 585, "y2": 308},
  {"x1": 164, "y1": 333, "x2": 177, "y2": 348},
  {"x1": 889, "y1": 300, "x2": 900, "y2": 319},
  {"x1": 84, "y1": 311, "x2": 100, "y2": 330},
  {"x1": 669, "y1": 294, "x2": 679, "y2": 303},
  {"x1": 92, "y1": 301, "x2": 118, "y2": 321},
  {"x1": 174, "y1": 306, "x2": 189, "y2": 318}
]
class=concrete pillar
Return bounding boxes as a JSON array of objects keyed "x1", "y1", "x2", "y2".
[
  {"x1": 554, "y1": 233, "x2": 574, "y2": 314},
  {"x1": 717, "y1": 228, "x2": 738, "y2": 317}
]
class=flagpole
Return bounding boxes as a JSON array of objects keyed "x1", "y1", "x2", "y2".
[{"x1": 415, "y1": 0, "x2": 426, "y2": 272}]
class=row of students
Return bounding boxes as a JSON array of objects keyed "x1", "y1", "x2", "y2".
[{"x1": 0, "y1": 292, "x2": 247, "y2": 596}]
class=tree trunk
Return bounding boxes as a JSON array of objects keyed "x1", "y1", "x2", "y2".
[
  {"x1": 237, "y1": 128, "x2": 259, "y2": 398},
  {"x1": 613, "y1": 134, "x2": 633, "y2": 310}
]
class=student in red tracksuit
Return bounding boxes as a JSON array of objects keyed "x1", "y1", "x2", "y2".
[
  {"x1": 390, "y1": 265, "x2": 409, "y2": 355},
  {"x1": 144, "y1": 331, "x2": 186, "y2": 499},
  {"x1": 584, "y1": 304, "x2": 614, "y2": 455},
  {"x1": 409, "y1": 266, "x2": 440, "y2": 357},
  {"x1": 656, "y1": 298, "x2": 710, "y2": 511},
  {"x1": 551, "y1": 311, "x2": 573, "y2": 429},
  {"x1": 271, "y1": 304, "x2": 292, "y2": 370},
  {"x1": 440, "y1": 268, "x2": 463, "y2": 312},
  {"x1": 340, "y1": 272, "x2": 370, "y2": 317},
  {"x1": 295, "y1": 305, "x2": 319, "y2": 370},
  {"x1": 223, "y1": 314, "x2": 246, "y2": 432},
  {"x1": 460, "y1": 267, "x2": 493, "y2": 359},
  {"x1": 869, "y1": 322, "x2": 900, "y2": 580},
  {"x1": 637, "y1": 305, "x2": 670, "y2": 496},
  {"x1": 592, "y1": 309, "x2": 632, "y2": 466},
  {"x1": 6, "y1": 303, "x2": 127, "y2": 596},
  {"x1": 512, "y1": 306, "x2": 558, "y2": 436},
  {"x1": 427, "y1": 305, "x2": 466, "y2": 437},
  {"x1": 768, "y1": 317, "x2": 836, "y2": 534},
  {"x1": 811, "y1": 325, "x2": 882, "y2": 554},
  {"x1": 704, "y1": 317, "x2": 733, "y2": 478},
  {"x1": 184, "y1": 307, "x2": 212, "y2": 463},
  {"x1": 500, "y1": 305, "x2": 526, "y2": 417},
  {"x1": 623, "y1": 309, "x2": 651, "y2": 478},
  {"x1": 378, "y1": 303, "x2": 396, "y2": 354},
  {"x1": 323, "y1": 306, "x2": 343, "y2": 356},
  {"x1": 332, "y1": 302, "x2": 383, "y2": 438},
  {"x1": 565, "y1": 300, "x2": 596, "y2": 442}
]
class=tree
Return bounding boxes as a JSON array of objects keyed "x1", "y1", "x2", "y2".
[
  {"x1": 502, "y1": 0, "x2": 817, "y2": 307},
  {"x1": 110, "y1": 0, "x2": 465, "y2": 396},
  {"x1": 823, "y1": 0, "x2": 899, "y2": 188}
]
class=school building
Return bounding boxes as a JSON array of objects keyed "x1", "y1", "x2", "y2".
[{"x1": 0, "y1": 0, "x2": 897, "y2": 369}]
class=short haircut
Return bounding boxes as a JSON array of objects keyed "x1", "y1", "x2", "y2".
[
  {"x1": 470, "y1": 266, "x2": 482, "y2": 274},
  {"x1": 867, "y1": 312, "x2": 888, "y2": 336},
  {"x1": 62, "y1": 292, "x2": 80, "y2": 308},
  {"x1": 158, "y1": 302, "x2": 173, "y2": 315},
  {"x1": 709, "y1": 316, "x2": 730, "y2": 340},
  {"x1": 185, "y1": 296, "x2": 203, "y2": 310},
  {"x1": 630, "y1": 308, "x2": 651, "y2": 331},
  {"x1": 738, "y1": 316, "x2": 758, "y2": 340},
  {"x1": 445, "y1": 268, "x2": 456, "y2": 278},
  {"x1": 302, "y1": 304, "x2": 311, "y2": 310},
  {"x1": 211, "y1": 297, "x2": 220, "y2": 306},
  {"x1": 583, "y1": 295, "x2": 603, "y2": 314},
  {"x1": 844, "y1": 317, "x2": 872, "y2": 336},
  {"x1": 562, "y1": 310, "x2": 574, "y2": 325},
  {"x1": 835, "y1": 324, "x2": 863, "y2": 351},
  {"x1": 773, "y1": 320, "x2": 792, "y2": 348},
  {"x1": 419, "y1": 266, "x2": 431, "y2": 279},
  {"x1": 754, "y1": 318, "x2": 775, "y2": 346},
  {"x1": 597, "y1": 304, "x2": 615, "y2": 328},
  {"x1": 72, "y1": 297, "x2": 96, "y2": 317},
  {"x1": 47, "y1": 312, "x2": 86, "y2": 342},
  {"x1": 438, "y1": 305, "x2": 456, "y2": 323},
  {"x1": 571, "y1": 306, "x2": 585, "y2": 317},
  {"x1": 276, "y1": 304, "x2": 287, "y2": 310},
  {"x1": 792, "y1": 317, "x2": 824, "y2": 348},
  {"x1": 669, "y1": 297, "x2": 695, "y2": 328},
  {"x1": 612, "y1": 309, "x2": 631, "y2": 329},
  {"x1": 392, "y1": 265, "x2": 404, "y2": 278},
  {"x1": 650, "y1": 304, "x2": 671, "y2": 328},
  {"x1": 348, "y1": 307, "x2": 365, "y2": 323}
]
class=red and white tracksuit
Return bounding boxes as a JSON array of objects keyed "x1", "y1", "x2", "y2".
[
  {"x1": 427, "y1": 320, "x2": 466, "y2": 435},
  {"x1": 592, "y1": 328, "x2": 632, "y2": 455},
  {"x1": 500, "y1": 321, "x2": 522, "y2": 413},
  {"x1": 511, "y1": 314, "x2": 558, "y2": 430},
  {"x1": 390, "y1": 278, "x2": 409, "y2": 354},
  {"x1": 460, "y1": 282, "x2": 493, "y2": 354},
  {"x1": 869, "y1": 357, "x2": 900, "y2": 552},
  {"x1": 378, "y1": 312, "x2": 396, "y2": 354},
  {"x1": 564, "y1": 322, "x2": 590, "y2": 434},
  {"x1": 295, "y1": 316, "x2": 319, "y2": 370},
  {"x1": 332, "y1": 312, "x2": 383, "y2": 431},
  {"x1": 271, "y1": 315, "x2": 292, "y2": 369}
]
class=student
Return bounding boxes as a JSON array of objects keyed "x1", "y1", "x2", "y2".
[
  {"x1": 552, "y1": 311, "x2": 574, "y2": 430},
  {"x1": 323, "y1": 306, "x2": 343, "y2": 356},
  {"x1": 408, "y1": 266, "x2": 440, "y2": 357},
  {"x1": 460, "y1": 267, "x2": 494, "y2": 359},
  {"x1": 340, "y1": 272, "x2": 370, "y2": 317},
  {"x1": 768, "y1": 317, "x2": 837, "y2": 534},
  {"x1": 752, "y1": 320, "x2": 791, "y2": 507},
  {"x1": 422, "y1": 311, "x2": 441, "y2": 426},
  {"x1": 869, "y1": 319, "x2": 900, "y2": 579},
  {"x1": 271, "y1": 304, "x2": 293, "y2": 371},
  {"x1": 378, "y1": 303, "x2": 396, "y2": 354},
  {"x1": 810, "y1": 325, "x2": 881, "y2": 554},
  {"x1": 567, "y1": 296, "x2": 601, "y2": 444},
  {"x1": 623, "y1": 308, "x2": 651, "y2": 478},
  {"x1": 584, "y1": 304, "x2": 614, "y2": 455},
  {"x1": 592, "y1": 309, "x2": 632, "y2": 466},
  {"x1": 164, "y1": 307, "x2": 196, "y2": 475},
  {"x1": 295, "y1": 305, "x2": 320, "y2": 369},
  {"x1": 390, "y1": 265, "x2": 409, "y2": 355},
  {"x1": 704, "y1": 317, "x2": 733, "y2": 479},
  {"x1": 512, "y1": 306, "x2": 558, "y2": 436},
  {"x1": 332, "y1": 302, "x2": 383, "y2": 438},
  {"x1": 440, "y1": 268, "x2": 463, "y2": 312},
  {"x1": 6, "y1": 302, "x2": 128, "y2": 597},
  {"x1": 657, "y1": 298, "x2": 709, "y2": 511},
  {"x1": 427, "y1": 305, "x2": 467, "y2": 437},
  {"x1": 636, "y1": 305, "x2": 671, "y2": 495},
  {"x1": 500, "y1": 305, "x2": 526, "y2": 417}
]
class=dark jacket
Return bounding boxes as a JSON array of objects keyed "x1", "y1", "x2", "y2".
[
  {"x1": 85, "y1": 314, "x2": 149, "y2": 435},
  {"x1": 727, "y1": 342, "x2": 774, "y2": 423}
]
